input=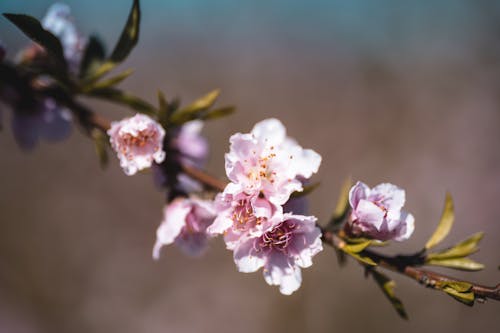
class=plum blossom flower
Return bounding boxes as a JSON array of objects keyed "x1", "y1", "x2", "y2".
[
  {"x1": 207, "y1": 184, "x2": 278, "y2": 249},
  {"x1": 232, "y1": 213, "x2": 323, "y2": 295},
  {"x1": 225, "y1": 118, "x2": 321, "y2": 207},
  {"x1": 108, "y1": 114, "x2": 166, "y2": 175},
  {"x1": 347, "y1": 181, "x2": 415, "y2": 242},
  {"x1": 153, "y1": 196, "x2": 216, "y2": 258}
]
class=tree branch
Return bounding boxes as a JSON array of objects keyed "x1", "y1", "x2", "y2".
[{"x1": 322, "y1": 229, "x2": 500, "y2": 302}]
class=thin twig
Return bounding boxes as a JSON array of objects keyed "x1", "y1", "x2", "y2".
[{"x1": 322, "y1": 230, "x2": 500, "y2": 302}]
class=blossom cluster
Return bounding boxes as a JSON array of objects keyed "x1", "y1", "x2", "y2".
[{"x1": 148, "y1": 118, "x2": 323, "y2": 294}]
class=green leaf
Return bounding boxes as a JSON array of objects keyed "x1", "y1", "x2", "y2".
[
  {"x1": 87, "y1": 87, "x2": 156, "y2": 116},
  {"x1": 426, "y1": 257, "x2": 484, "y2": 271},
  {"x1": 328, "y1": 177, "x2": 352, "y2": 230},
  {"x1": 334, "y1": 176, "x2": 352, "y2": 218},
  {"x1": 199, "y1": 106, "x2": 236, "y2": 120},
  {"x1": 343, "y1": 239, "x2": 372, "y2": 253},
  {"x1": 290, "y1": 182, "x2": 320, "y2": 199},
  {"x1": 427, "y1": 232, "x2": 484, "y2": 260},
  {"x1": 3, "y1": 13, "x2": 67, "y2": 73},
  {"x1": 91, "y1": 129, "x2": 108, "y2": 169},
  {"x1": 440, "y1": 282, "x2": 474, "y2": 306},
  {"x1": 170, "y1": 89, "x2": 220, "y2": 124},
  {"x1": 425, "y1": 192, "x2": 455, "y2": 250},
  {"x1": 79, "y1": 35, "x2": 106, "y2": 78},
  {"x1": 110, "y1": 0, "x2": 141, "y2": 63},
  {"x1": 371, "y1": 270, "x2": 408, "y2": 319},
  {"x1": 83, "y1": 69, "x2": 134, "y2": 91},
  {"x1": 344, "y1": 251, "x2": 377, "y2": 266},
  {"x1": 157, "y1": 90, "x2": 169, "y2": 127}
]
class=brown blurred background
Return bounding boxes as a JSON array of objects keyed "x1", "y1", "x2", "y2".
[{"x1": 1, "y1": 1, "x2": 499, "y2": 332}]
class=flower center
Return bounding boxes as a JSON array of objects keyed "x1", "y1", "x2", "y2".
[
  {"x1": 257, "y1": 221, "x2": 296, "y2": 253},
  {"x1": 232, "y1": 199, "x2": 264, "y2": 230},
  {"x1": 122, "y1": 130, "x2": 157, "y2": 148}
]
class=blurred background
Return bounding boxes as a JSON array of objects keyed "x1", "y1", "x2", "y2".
[{"x1": 1, "y1": 0, "x2": 499, "y2": 332}]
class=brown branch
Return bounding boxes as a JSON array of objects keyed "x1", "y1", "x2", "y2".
[{"x1": 322, "y1": 229, "x2": 500, "y2": 302}]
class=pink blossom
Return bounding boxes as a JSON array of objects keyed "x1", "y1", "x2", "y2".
[
  {"x1": 347, "y1": 181, "x2": 415, "y2": 242},
  {"x1": 207, "y1": 183, "x2": 278, "y2": 249},
  {"x1": 153, "y1": 197, "x2": 216, "y2": 258},
  {"x1": 225, "y1": 118, "x2": 321, "y2": 206},
  {"x1": 232, "y1": 214, "x2": 323, "y2": 295},
  {"x1": 108, "y1": 114, "x2": 166, "y2": 175}
]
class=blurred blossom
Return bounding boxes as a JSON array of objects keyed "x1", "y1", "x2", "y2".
[
  {"x1": 233, "y1": 213, "x2": 322, "y2": 295},
  {"x1": 173, "y1": 120, "x2": 209, "y2": 167},
  {"x1": 41, "y1": 3, "x2": 86, "y2": 72},
  {"x1": 153, "y1": 120, "x2": 209, "y2": 193},
  {"x1": 108, "y1": 114, "x2": 166, "y2": 176},
  {"x1": 11, "y1": 98, "x2": 72, "y2": 150},
  {"x1": 347, "y1": 181, "x2": 415, "y2": 242},
  {"x1": 153, "y1": 196, "x2": 216, "y2": 258},
  {"x1": 1, "y1": 3, "x2": 88, "y2": 150}
]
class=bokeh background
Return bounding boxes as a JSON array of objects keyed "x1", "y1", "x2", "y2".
[{"x1": 1, "y1": 0, "x2": 499, "y2": 332}]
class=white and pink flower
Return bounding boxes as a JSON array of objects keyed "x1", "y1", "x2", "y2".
[
  {"x1": 232, "y1": 213, "x2": 323, "y2": 295},
  {"x1": 207, "y1": 185, "x2": 278, "y2": 250},
  {"x1": 225, "y1": 118, "x2": 321, "y2": 207},
  {"x1": 347, "y1": 181, "x2": 415, "y2": 242},
  {"x1": 108, "y1": 114, "x2": 166, "y2": 176},
  {"x1": 153, "y1": 196, "x2": 216, "y2": 258}
]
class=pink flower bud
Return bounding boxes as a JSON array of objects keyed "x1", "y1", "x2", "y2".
[{"x1": 347, "y1": 181, "x2": 415, "y2": 242}]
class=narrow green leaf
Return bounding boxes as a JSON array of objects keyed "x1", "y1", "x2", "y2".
[
  {"x1": 84, "y1": 69, "x2": 134, "y2": 91},
  {"x1": 334, "y1": 176, "x2": 352, "y2": 218},
  {"x1": 200, "y1": 106, "x2": 236, "y2": 120},
  {"x1": 425, "y1": 192, "x2": 455, "y2": 250},
  {"x1": 426, "y1": 257, "x2": 485, "y2": 271},
  {"x1": 79, "y1": 35, "x2": 106, "y2": 78},
  {"x1": 87, "y1": 87, "x2": 155, "y2": 116},
  {"x1": 371, "y1": 270, "x2": 408, "y2": 319},
  {"x1": 344, "y1": 251, "x2": 377, "y2": 266},
  {"x1": 91, "y1": 129, "x2": 108, "y2": 169},
  {"x1": 440, "y1": 282, "x2": 475, "y2": 306},
  {"x1": 290, "y1": 182, "x2": 320, "y2": 199},
  {"x1": 110, "y1": 0, "x2": 141, "y2": 63},
  {"x1": 170, "y1": 89, "x2": 220, "y2": 124},
  {"x1": 343, "y1": 239, "x2": 372, "y2": 253},
  {"x1": 157, "y1": 90, "x2": 169, "y2": 127},
  {"x1": 3, "y1": 13, "x2": 67, "y2": 72},
  {"x1": 427, "y1": 232, "x2": 484, "y2": 260},
  {"x1": 440, "y1": 281, "x2": 473, "y2": 292},
  {"x1": 183, "y1": 89, "x2": 220, "y2": 113}
]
